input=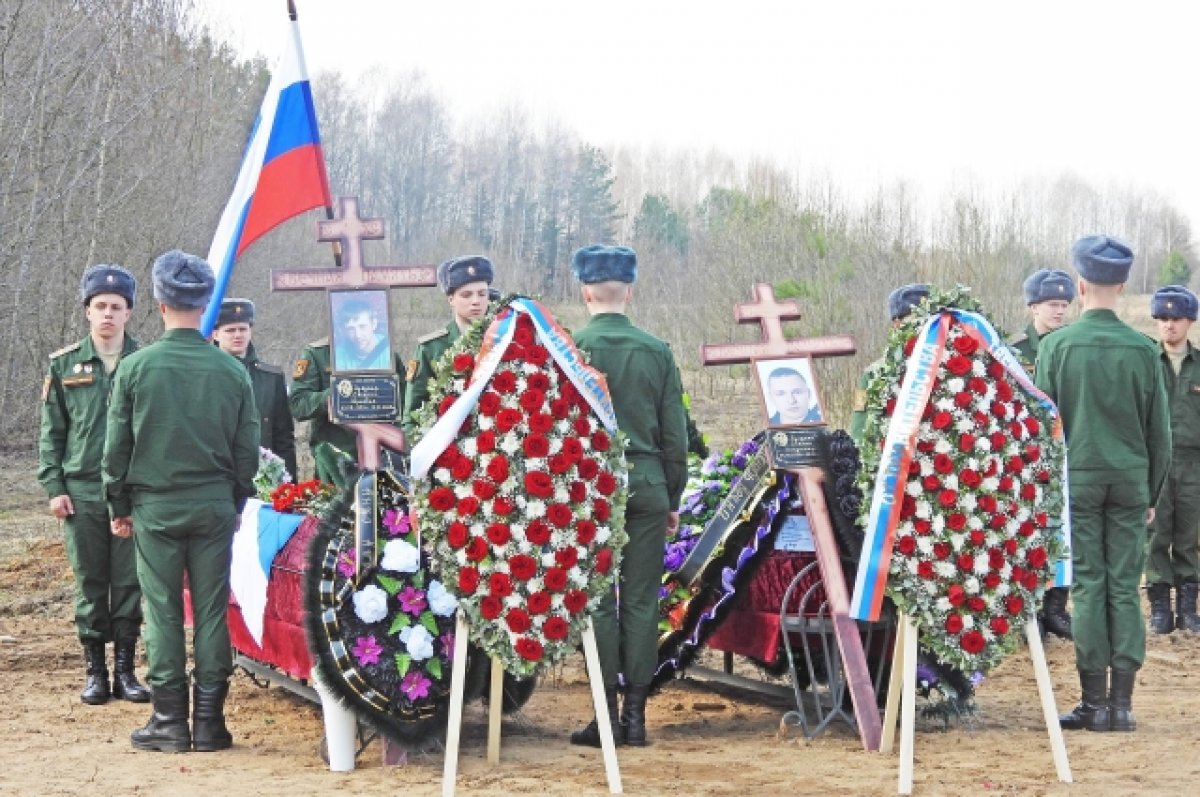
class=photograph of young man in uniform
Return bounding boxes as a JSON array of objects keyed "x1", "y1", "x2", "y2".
[
  {"x1": 755, "y1": 358, "x2": 824, "y2": 426},
  {"x1": 331, "y1": 291, "x2": 391, "y2": 372}
]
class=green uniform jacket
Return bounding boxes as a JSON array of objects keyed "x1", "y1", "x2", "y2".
[
  {"x1": 1035, "y1": 309, "x2": 1171, "y2": 503},
  {"x1": 849, "y1": 359, "x2": 882, "y2": 444},
  {"x1": 1010, "y1": 323, "x2": 1041, "y2": 369},
  {"x1": 39, "y1": 334, "x2": 140, "y2": 501},
  {"x1": 572, "y1": 313, "x2": 688, "y2": 508},
  {"x1": 289, "y1": 338, "x2": 407, "y2": 466},
  {"x1": 238, "y1": 343, "x2": 297, "y2": 479},
  {"x1": 1161, "y1": 341, "x2": 1200, "y2": 457},
  {"x1": 102, "y1": 329, "x2": 260, "y2": 517},
  {"x1": 402, "y1": 320, "x2": 460, "y2": 439}
]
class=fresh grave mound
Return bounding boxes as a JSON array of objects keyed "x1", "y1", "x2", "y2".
[{"x1": 410, "y1": 296, "x2": 629, "y2": 678}]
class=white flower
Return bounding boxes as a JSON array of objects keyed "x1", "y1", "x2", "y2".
[
  {"x1": 946, "y1": 378, "x2": 965, "y2": 393},
  {"x1": 935, "y1": 397, "x2": 955, "y2": 412},
  {"x1": 916, "y1": 537, "x2": 934, "y2": 555},
  {"x1": 381, "y1": 539, "x2": 420, "y2": 573},
  {"x1": 915, "y1": 500, "x2": 932, "y2": 519},
  {"x1": 973, "y1": 554, "x2": 990, "y2": 576},
  {"x1": 352, "y1": 584, "x2": 389, "y2": 624},
  {"x1": 965, "y1": 576, "x2": 980, "y2": 594},
  {"x1": 400, "y1": 625, "x2": 435, "y2": 661},
  {"x1": 934, "y1": 439, "x2": 951, "y2": 454},
  {"x1": 943, "y1": 474, "x2": 959, "y2": 490},
  {"x1": 977, "y1": 438, "x2": 992, "y2": 453},
  {"x1": 962, "y1": 614, "x2": 976, "y2": 630},
  {"x1": 967, "y1": 515, "x2": 984, "y2": 530},
  {"x1": 949, "y1": 532, "x2": 965, "y2": 551},
  {"x1": 982, "y1": 476, "x2": 999, "y2": 492},
  {"x1": 461, "y1": 438, "x2": 478, "y2": 458},
  {"x1": 427, "y1": 579, "x2": 458, "y2": 617},
  {"x1": 931, "y1": 514, "x2": 945, "y2": 533},
  {"x1": 453, "y1": 484, "x2": 471, "y2": 499},
  {"x1": 596, "y1": 527, "x2": 611, "y2": 544},
  {"x1": 960, "y1": 493, "x2": 977, "y2": 512},
  {"x1": 526, "y1": 500, "x2": 546, "y2": 518},
  {"x1": 500, "y1": 435, "x2": 521, "y2": 455},
  {"x1": 971, "y1": 359, "x2": 986, "y2": 377},
  {"x1": 906, "y1": 480, "x2": 923, "y2": 497},
  {"x1": 935, "y1": 561, "x2": 957, "y2": 579},
  {"x1": 433, "y1": 467, "x2": 451, "y2": 483},
  {"x1": 954, "y1": 418, "x2": 974, "y2": 433}
]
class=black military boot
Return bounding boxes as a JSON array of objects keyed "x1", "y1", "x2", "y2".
[
  {"x1": 131, "y1": 686, "x2": 191, "y2": 753},
  {"x1": 112, "y1": 639, "x2": 151, "y2": 703},
  {"x1": 1176, "y1": 582, "x2": 1200, "y2": 632},
  {"x1": 80, "y1": 640, "x2": 110, "y2": 705},
  {"x1": 1109, "y1": 669, "x2": 1137, "y2": 732},
  {"x1": 621, "y1": 684, "x2": 651, "y2": 747},
  {"x1": 569, "y1": 685, "x2": 623, "y2": 748},
  {"x1": 193, "y1": 681, "x2": 233, "y2": 752},
  {"x1": 1147, "y1": 583, "x2": 1174, "y2": 634},
  {"x1": 1058, "y1": 670, "x2": 1109, "y2": 732},
  {"x1": 1038, "y1": 587, "x2": 1073, "y2": 640}
]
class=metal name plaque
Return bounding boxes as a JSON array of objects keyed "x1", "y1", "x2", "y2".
[
  {"x1": 330, "y1": 374, "x2": 400, "y2": 422},
  {"x1": 766, "y1": 428, "x2": 823, "y2": 469},
  {"x1": 353, "y1": 470, "x2": 378, "y2": 584}
]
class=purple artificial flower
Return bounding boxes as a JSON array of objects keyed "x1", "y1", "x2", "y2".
[
  {"x1": 398, "y1": 585, "x2": 428, "y2": 615},
  {"x1": 401, "y1": 670, "x2": 432, "y2": 701},
  {"x1": 663, "y1": 541, "x2": 688, "y2": 572},
  {"x1": 700, "y1": 456, "x2": 719, "y2": 476},
  {"x1": 439, "y1": 630, "x2": 456, "y2": 657},
  {"x1": 658, "y1": 584, "x2": 671, "y2": 601},
  {"x1": 736, "y1": 439, "x2": 759, "y2": 457},
  {"x1": 383, "y1": 508, "x2": 411, "y2": 538},
  {"x1": 730, "y1": 453, "x2": 748, "y2": 469},
  {"x1": 352, "y1": 635, "x2": 383, "y2": 667},
  {"x1": 336, "y1": 551, "x2": 356, "y2": 580}
]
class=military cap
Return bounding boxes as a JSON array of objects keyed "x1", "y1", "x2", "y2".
[
  {"x1": 151, "y1": 249, "x2": 214, "y2": 309},
  {"x1": 1023, "y1": 269, "x2": 1076, "y2": 305},
  {"x1": 216, "y1": 298, "x2": 255, "y2": 328},
  {"x1": 1071, "y1": 234, "x2": 1134, "y2": 285},
  {"x1": 571, "y1": 245, "x2": 638, "y2": 284},
  {"x1": 437, "y1": 255, "x2": 494, "y2": 294},
  {"x1": 1150, "y1": 285, "x2": 1198, "y2": 321},
  {"x1": 80, "y1": 264, "x2": 136, "y2": 307},
  {"x1": 887, "y1": 283, "x2": 930, "y2": 320}
]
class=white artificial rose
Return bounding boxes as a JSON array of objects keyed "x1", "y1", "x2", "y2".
[
  {"x1": 353, "y1": 584, "x2": 389, "y2": 624},
  {"x1": 380, "y1": 539, "x2": 420, "y2": 574},
  {"x1": 400, "y1": 625, "x2": 435, "y2": 661},
  {"x1": 427, "y1": 579, "x2": 459, "y2": 617}
]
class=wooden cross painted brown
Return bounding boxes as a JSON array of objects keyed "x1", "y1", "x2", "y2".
[{"x1": 700, "y1": 283, "x2": 856, "y2": 365}]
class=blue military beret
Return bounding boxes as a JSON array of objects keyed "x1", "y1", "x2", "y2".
[
  {"x1": 571, "y1": 245, "x2": 638, "y2": 284},
  {"x1": 1150, "y1": 285, "x2": 1198, "y2": 321},
  {"x1": 1023, "y1": 269, "x2": 1076, "y2": 305},
  {"x1": 80, "y1": 264, "x2": 137, "y2": 307},
  {"x1": 216, "y1": 298, "x2": 255, "y2": 328},
  {"x1": 151, "y1": 250, "x2": 214, "y2": 309},
  {"x1": 437, "y1": 255, "x2": 494, "y2": 294},
  {"x1": 1072, "y1": 234, "x2": 1134, "y2": 285},
  {"x1": 887, "y1": 283, "x2": 930, "y2": 320}
]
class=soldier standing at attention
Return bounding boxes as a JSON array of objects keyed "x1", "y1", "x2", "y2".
[
  {"x1": 213, "y1": 299, "x2": 296, "y2": 479},
  {"x1": 567, "y1": 245, "x2": 688, "y2": 749},
  {"x1": 103, "y1": 250, "x2": 260, "y2": 753},
  {"x1": 848, "y1": 283, "x2": 930, "y2": 442},
  {"x1": 38, "y1": 264, "x2": 150, "y2": 706},
  {"x1": 1012, "y1": 269, "x2": 1077, "y2": 641},
  {"x1": 1143, "y1": 285, "x2": 1200, "y2": 635},
  {"x1": 402, "y1": 255, "x2": 494, "y2": 440},
  {"x1": 1037, "y1": 235, "x2": 1171, "y2": 734}
]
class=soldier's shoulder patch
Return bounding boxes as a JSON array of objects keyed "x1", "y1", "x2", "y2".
[
  {"x1": 853, "y1": 388, "x2": 868, "y2": 412},
  {"x1": 293, "y1": 359, "x2": 310, "y2": 379},
  {"x1": 42, "y1": 375, "x2": 52, "y2": 402},
  {"x1": 417, "y1": 328, "x2": 449, "y2": 345},
  {"x1": 256, "y1": 361, "x2": 283, "y2": 375},
  {"x1": 406, "y1": 358, "x2": 418, "y2": 381},
  {"x1": 49, "y1": 341, "x2": 82, "y2": 360},
  {"x1": 307, "y1": 336, "x2": 330, "y2": 348}
]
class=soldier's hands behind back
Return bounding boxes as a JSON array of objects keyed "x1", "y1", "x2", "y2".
[{"x1": 49, "y1": 495, "x2": 74, "y2": 519}]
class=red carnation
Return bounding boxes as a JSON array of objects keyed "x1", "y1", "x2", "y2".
[
  {"x1": 593, "y1": 499, "x2": 611, "y2": 522},
  {"x1": 547, "y1": 503, "x2": 574, "y2": 528},
  {"x1": 973, "y1": 410, "x2": 990, "y2": 427},
  {"x1": 1008, "y1": 421, "x2": 1025, "y2": 441},
  {"x1": 477, "y1": 391, "x2": 502, "y2": 416},
  {"x1": 1020, "y1": 483, "x2": 1037, "y2": 501},
  {"x1": 952, "y1": 334, "x2": 979, "y2": 355},
  {"x1": 529, "y1": 412, "x2": 554, "y2": 433},
  {"x1": 968, "y1": 598, "x2": 986, "y2": 615},
  {"x1": 550, "y1": 398, "x2": 571, "y2": 420},
  {"x1": 1023, "y1": 444, "x2": 1041, "y2": 463},
  {"x1": 995, "y1": 380, "x2": 1014, "y2": 401},
  {"x1": 525, "y1": 345, "x2": 550, "y2": 366},
  {"x1": 474, "y1": 480, "x2": 497, "y2": 500},
  {"x1": 486, "y1": 456, "x2": 510, "y2": 483},
  {"x1": 903, "y1": 336, "x2": 917, "y2": 356},
  {"x1": 492, "y1": 495, "x2": 515, "y2": 516},
  {"x1": 956, "y1": 553, "x2": 975, "y2": 572},
  {"x1": 485, "y1": 522, "x2": 511, "y2": 546},
  {"x1": 451, "y1": 458, "x2": 474, "y2": 480},
  {"x1": 1023, "y1": 416, "x2": 1041, "y2": 435},
  {"x1": 1036, "y1": 469, "x2": 1050, "y2": 483},
  {"x1": 885, "y1": 397, "x2": 897, "y2": 416},
  {"x1": 515, "y1": 636, "x2": 544, "y2": 662},
  {"x1": 933, "y1": 454, "x2": 955, "y2": 475},
  {"x1": 914, "y1": 518, "x2": 933, "y2": 535},
  {"x1": 465, "y1": 536, "x2": 489, "y2": 562},
  {"x1": 595, "y1": 547, "x2": 614, "y2": 575},
  {"x1": 990, "y1": 401, "x2": 1009, "y2": 420},
  {"x1": 1003, "y1": 538, "x2": 1019, "y2": 555},
  {"x1": 528, "y1": 591, "x2": 552, "y2": 615},
  {"x1": 933, "y1": 542, "x2": 952, "y2": 560},
  {"x1": 513, "y1": 324, "x2": 535, "y2": 346},
  {"x1": 986, "y1": 617, "x2": 1009, "y2": 637},
  {"x1": 578, "y1": 458, "x2": 600, "y2": 480},
  {"x1": 988, "y1": 548, "x2": 1005, "y2": 570},
  {"x1": 983, "y1": 573, "x2": 1001, "y2": 590},
  {"x1": 437, "y1": 394, "x2": 458, "y2": 417},
  {"x1": 492, "y1": 370, "x2": 517, "y2": 394},
  {"x1": 989, "y1": 431, "x2": 1008, "y2": 450},
  {"x1": 564, "y1": 589, "x2": 588, "y2": 614},
  {"x1": 1006, "y1": 596, "x2": 1025, "y2": 615},
  {"x1": 502, "y1": 344, "x2": 524, "y2": 362},
  {"x1": 954, "y1": 392, "x2": 973, "y2": 409},
  {"x1": 505, "y1": 608, "x2": 532, "y2": 634},
  {"x1": 456, "y1": 496, "x2": 480, "y2": 517},
  {"x1": 947, "y1": 513, "x2": 967, "y2": 531},
  {"x1": 998, "y1": 475, "x2": 1014, "y2": 492},
  {"x1": 1026, "y1": 546, "x2": 1048, "y2": 568},
  {"x1": 591, "y1": 430, "x2": 611, "y2": 452},
  {"x1": 429, "y1": 487, "x2": 456, "y2": 512},
  {"x1": 596, "y1": 471, "x2": 618, "y2": 496},
  {"x1": 987, "y1": 360, "x2": 1006, "y2": 379},
  {"x1": 945, "y1": 614, "x2": 964, "y2": 634},
  {"x1": 542, "y1": 616, "x2": 569, "y2": 641},
  {"x1": 569, "y1": 481, "x2": 587, "y2": 503},
  {"x1": 916, "y1": 439, "x2": 936, "y2": 454},
  {"x1": 523, "y1": 434, "x2": 550, "y2": 458},
  {"x1": 509, "y1": 554, "x2": 538, "y2": 581},
  {"x1": 475, "y1": 430, "x2": 496, "y2": 454},
  {"x1": 960, "y1": 630, "x2": 986, "y2": 654},
  {"x1": 572, "y1": 417, "x2": 592, "y2": 436},
  {"x1": 495, "y1": 407, "x2": 523, "y2": 432},
  {"x1": 938, "y1": 489, "x2": 959, "y2": 508},
  {"x1": 921, "y1": 474, "x2": 941, "y2": 492},
  {"x1": 945, "y1": 354, "x2": 972, "y2": 376},
  {"x1": 967, "y1": 377, "x2": 988, "y2": 395},
  {"x1": 458, "y1": 566, "x2": 480, "y2": 595},
  {"x1": 968, "y1": 529, "x2": 985, "y2": 547},
  {"x1": 1035, "y1": 512, "x2": 1049, "y2": 528},
  {"x1": 480, "y1": 595, "x2": 503, "y2": 620},
  {"x1": 435, "y1": 445, "x2": 462, "y2": 468},
  {"x1": 549, "y1": 454, "x2": 573, "y2": 475},
  {"x1": 958, "y1": 433, "x2": 976, "y2": 453},
  {"x1": 896, "y1": 535, "x2": 917, "y2": 555},
  {"x1": 525, "y1": 471, "x2": 554, "y2": 498},
  {"x1": 899, "y1": 494, "x2": 917, "y2": 520},
  {"x1": 528, "y1": 371, "x2": 550, "y2": 391},
  {"x1": 947, "y1": 584, "x2": 966, "y2": 606},
  {"x1": 519, "y1": 390, "x2": 546, "y2": 414},
  {"x1": 960, "y1": 469, "x2": 982, "y2": 489},
  {"x1": 1021, "y1": 571, "x2": 1040, "y2": 591},
  {"x1": 544, "y1": 566, "x2": 569, "y2": 591},
  {"x1": 932, "y1": 411, "x2": 953, "y2": 430},
  {"x1": 1006, "y1": 456, "x2": 1025, "y2": 474},
  {"x1": 526, "y1": 520, "x2": 552, "y2": 545},
  {"x1": 575, "y1": 519, "x2": 597, "y2": 544},
  {"x1": 989, "y1": 514, "x2": 1007, "y2": 530},
  {"x1": 452, "y1": 352, "x2": 475, "y2": 373},
  {"x1": 555, "y1": 546, "x2": 580, "y2": 569},
  {"x1": 447, "y1": 521, "x2": 470, "y2": 549},
  {"x1": 978, "y1": 495, "x2": 998, "y2": 512},
  {"x1": 562, "y1": 438, "x2": 584, "y2": 462},
  {"x1": 917, "y1": 561, "x2": 935, "y2": 579}
]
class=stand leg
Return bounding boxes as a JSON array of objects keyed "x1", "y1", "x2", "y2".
[
  {"x1": 581, "y1": 618, "x2": 623, "y2": 794},
  {"x1": 441, "y1": 612, "x2": 471, "y2": 797},
  {"x1": 312, "y1": 669, "x2": 358, "y2": 772},
  {"x1": 487, "y1": 655, "x2": 504, "y2": 764},
  {"x1": 1025, "y1": 611, "x2": 1073, "y2": 783},
  {"x1": 898, "y1": 615, "x2": 917, "y2": 795},
  {"x1": 880, "y1": 612, "x2": 907, "y2": 754}
]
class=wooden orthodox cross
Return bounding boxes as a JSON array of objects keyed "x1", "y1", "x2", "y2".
[{"x1": 700, "y1": 284, "x2": 884, "y2": 752}]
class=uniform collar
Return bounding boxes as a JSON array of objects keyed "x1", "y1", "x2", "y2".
[
  {"x1": 1160, "y1": 340, "x2": 1198, "y2": 362},
  {"x1": 587, "y1": 312, "x2": 632, "y2": 326},
  {"x1": 80, "y1": 333, "x2": 138, "y2": 360}
]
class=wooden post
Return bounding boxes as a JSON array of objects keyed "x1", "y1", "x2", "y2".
[
  {"x1": 487, "y1": 656, "x2": 504, "y2": 764},
  {"x1": 879, "y1": 612, "x2": 907, "y2": 754},
  {"x1": 897, "y1": 614, "x2": 918, "y2": 795},
  {"x1": 581, "y1": 618, "x2": 623, "y2": 794},
  {"x1": 441, "y1": 612, "x2": 471, "y2": 797},
  {"x1": 1025, "y1": 612, "x2": 1073, "y2": 783}
]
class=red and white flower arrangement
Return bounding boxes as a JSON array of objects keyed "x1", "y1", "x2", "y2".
[
  {"x1": 856, "y1": 286, "x2": 1066, "y2": 673},
  {"x1": 411, "y1": 297, "x2": 629, "y2": 676}
]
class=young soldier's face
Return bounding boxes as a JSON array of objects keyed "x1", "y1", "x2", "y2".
[
  {"x1": 1157, "y1": 316, "x2": 1194, "y2": 348},
  {"x1": 768, "y1": 374, "x2": 812, "y2": 423},
  {"x1": 344, "y1": 311, "x2": 379, "y2": 354},
  {"x1": 1029, "y1": 299, "x2": 1071, "y2": 333},
  {"x1": 448, "y1": 281, "x2": 490, "y2": 324},
  {"x1": 85, "y1": 293, "x2": 131, "y2": 341},
  {"x1": 214, "y1": 322, "x2": 253, "y2": 357}
]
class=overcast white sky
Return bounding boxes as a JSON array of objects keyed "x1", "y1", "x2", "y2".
[{"x1": 199, "y1": 1, "x2": 1199, "y2": 233}]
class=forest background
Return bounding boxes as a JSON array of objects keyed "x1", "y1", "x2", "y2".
[{"x1": 2, "y1": 0, "x2": 1195, "y2": 453}]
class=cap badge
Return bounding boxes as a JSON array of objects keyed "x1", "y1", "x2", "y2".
[
  {"x1": 468, "y1": 265, "x2": 477, "y2": 276},
  {"x1": 106, "y1": 274, "x2": 115, "y2": 284}
]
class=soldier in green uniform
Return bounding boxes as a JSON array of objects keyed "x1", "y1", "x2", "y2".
[
  {"x1": 1037, "y1": 235, "x2": 1171, "y2": 734},
  {"x1": 1143, "y1": 285, "x2": 1200, "y2": 634},
  {"x1": 103, "y1": 250, "x2": 260, "y2": 753},
  {"x1": 1012, "y1": 269, "x2": 1077, "y2": 641},
  {"x1": 213, "y1": 299, "x2": 297, "y2": 479},
  {"x1": 567, "y1": 245, "x2": 688, "y2": 749},
  {"x1": 849, "y1": 283, "x2": 929, "y2": 442},
  {"x1": 402, "y1": 255, "x2": 495, "y2": 440},
  {"x1": 38, "y1": 264, "x2": 150, "y2": 706}
]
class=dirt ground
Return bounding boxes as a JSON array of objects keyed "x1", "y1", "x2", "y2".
[{"x1": 6, "y1": 439, "x2": 1200, "y2": 797}]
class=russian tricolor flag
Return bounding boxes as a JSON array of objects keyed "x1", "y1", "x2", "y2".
[{"x1": 201, "y1": 15, "x2": 331, "y2": 336}]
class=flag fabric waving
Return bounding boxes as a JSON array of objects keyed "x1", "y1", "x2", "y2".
[
  {"x1": 201, "y1": 15, "x2": 331, "y2": 336},
  {"x1": 229, "y1": 499, "x2": 305, "y2": 646}
]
